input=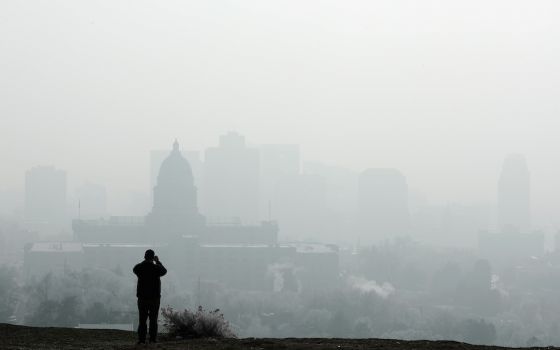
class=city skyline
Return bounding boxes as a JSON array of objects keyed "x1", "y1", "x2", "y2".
[
  {"x1": 0, "y1": 132, "x2": 553, "y2": 211},
  {"x1": 3, "y1": 1, "x2": 560, "y2": 227},
  {"x1": 0, "y1": 136, "x2": 543, "y2": 219},
  {"x1": 6, "y1": 135, "x2": 549, "y2": 249}
]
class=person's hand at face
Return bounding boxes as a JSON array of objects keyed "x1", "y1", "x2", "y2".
[{"x1": 154, "y1": 256, "x2": 159, "y2": 263}]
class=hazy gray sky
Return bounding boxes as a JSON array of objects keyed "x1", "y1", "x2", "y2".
[{"x1": 2, "y1": 1, "x2": 560, "y2": 225}]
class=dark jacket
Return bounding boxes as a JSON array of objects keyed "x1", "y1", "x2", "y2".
[{"x1": 133, "y1": 259, "x2": 167, "y2": 299}]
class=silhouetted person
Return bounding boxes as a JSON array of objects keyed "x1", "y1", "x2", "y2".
[{"x1": 133, "y1": 249, "x2": 167, "y2": 344}]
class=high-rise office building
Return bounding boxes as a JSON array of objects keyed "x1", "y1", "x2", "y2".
[
  {"x1": 259, "y1": 144, "x2": 300, "y2": 220},
  {"x1": 304, "y1": 161, "x2": 358, "y2": 241},
  {"x1": 203, "y1": 132, "x2": 260, "y2": 223},
  {"x1": 273, "y1": 174, "x2": 329, "y2": 240}
]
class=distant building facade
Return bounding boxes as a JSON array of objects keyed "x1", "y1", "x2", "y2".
[
  {"x1": 259, "y1": 144, "x2": 300, "y2": 220},
  {"x1": 498, "y1": 154, "x2": 530, "y2": 233},
  {"x1": 24, "y1": 242, "x2": 84, "y2": 278},
  {"x1": 303, "y1": 162, "x2": 359, "y2": 242},
  {"x1": 478, "y1": 229, "x2": 544, "y2": 266},
  {"x1": 203, "y1": 132, "x2": 260, "y2": 224},
  {"x1": 24, "y1": 166, "x2": 68, "y2": 233},
  {"x1": 273, "y1": 174, "x2": 330, "y2": 241},
  {"x1": 358, "y1": 168, "x2": 410, "y2": 242},
  {"x1": 74, "y1": 183, "x2": 107, "y2": 220}
]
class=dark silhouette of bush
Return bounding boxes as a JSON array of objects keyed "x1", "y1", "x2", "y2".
[{"x1": 161, "y1": 306, "x2": 236, "y2": 338}]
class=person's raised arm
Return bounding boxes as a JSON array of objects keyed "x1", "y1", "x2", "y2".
[{"x1": 154, "y1": 256, "x2": 167, "y2": 276}]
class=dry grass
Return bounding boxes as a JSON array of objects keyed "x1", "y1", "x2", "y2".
[{"x1": 0, "y1": 323, "x2": 554, "y2": 350}]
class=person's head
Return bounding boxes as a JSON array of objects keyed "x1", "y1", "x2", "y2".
[{"x1": 144, "y1": 249, "x2": 155, "y2": 261}]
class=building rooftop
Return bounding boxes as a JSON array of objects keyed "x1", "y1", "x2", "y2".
[
  {"x1": 73, "y1": 216, "x2": 145, "y2": 226},
  {"x1": 29, "y1": 242, "x2": 83, "y2": 253},
  {"x1": 200, "y1": 244, "x2": 273, "y2": 248},
  {"x1": 200, "y1": 242, "x2": 339, "y2": 253},
  {"x1": 82, "y1": 243, "x2": 166, "y2": 248},
  {"x1": 280, "y1": 242, "x2": 339, "y2": 254}
]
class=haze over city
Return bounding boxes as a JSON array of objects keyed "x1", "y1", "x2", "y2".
[
  {"x1": 3, "y1": 1, "x2": 560, "y2": 226},
  {"x1": 2, "y1": 1, "x2": 560, "y2": 348}
]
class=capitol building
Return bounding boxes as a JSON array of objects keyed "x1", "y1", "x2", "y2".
[{"x1": 25, "y1": 141, "x2": 338, "y2": 292}]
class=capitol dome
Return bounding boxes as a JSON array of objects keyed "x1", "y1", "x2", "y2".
[
  {"x1": 150, "y1": 140, "x2": 203, "y2": 230},
  {"x1": 156, "y1": 139, "x2": 194, "y2": 190}
]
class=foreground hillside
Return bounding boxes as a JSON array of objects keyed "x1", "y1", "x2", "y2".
[{"x1": 0, "y1": 323, "x2": 556, "y2": 350}]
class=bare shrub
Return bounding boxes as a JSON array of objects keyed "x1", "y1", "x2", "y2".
[{"x1": 161, "y1": 306, "x2": 236, "y2": 338}]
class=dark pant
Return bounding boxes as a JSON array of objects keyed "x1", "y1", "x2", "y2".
[{"x1": 137, "y1": 298, "x2": 160, "y2": 342}]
